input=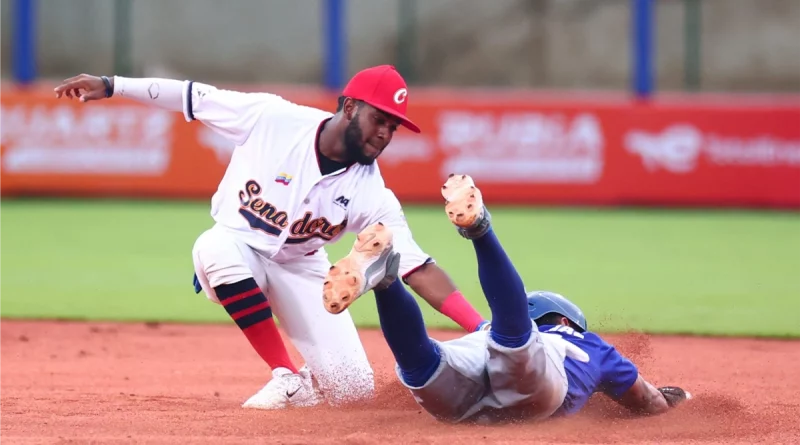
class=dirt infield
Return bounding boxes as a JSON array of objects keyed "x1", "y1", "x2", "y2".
[{"x1": 2, "y1": 320, "x2": 798, "y2": 444}]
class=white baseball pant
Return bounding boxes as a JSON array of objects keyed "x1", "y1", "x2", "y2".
[
  {"x1": 397, "y1": 328, "x2": 571, "y2": 423},
  {"x1": 192, "y1": 223, "x2": 375, "y2": 404}
]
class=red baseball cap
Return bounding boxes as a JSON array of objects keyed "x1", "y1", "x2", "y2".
[{"x1": 341, "y1": 65, "x2": 421, "y2": 133}]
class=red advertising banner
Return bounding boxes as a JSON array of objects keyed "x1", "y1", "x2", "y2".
[
  {"x1": 2, "y1": 85, "x2": 799, "y2": 208},
  {"x1": 617, "y1": 101, "x2": 800, "y2": 207}
]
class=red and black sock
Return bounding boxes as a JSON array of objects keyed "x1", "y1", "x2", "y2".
[{"x1": 215, "y1": 278, "x2": 298, "y2": 373}]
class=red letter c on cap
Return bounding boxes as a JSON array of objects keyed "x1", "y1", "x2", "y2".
[{"x1": 393, "y1": 88, "x2": 408, "y2": 104}]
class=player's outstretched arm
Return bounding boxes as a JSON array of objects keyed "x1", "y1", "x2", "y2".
[
  {"x1": 55, "y1": 74, "x2": 183, "y2": 110},
  {"x1": 403, "y1": 263, "x2": 487, "y2": 332},
  {"x1": 615, "y1": 375, "x2": 690, "y2": 416},
  {"x1": 55, "y1": 74, "x2": 274, "y2": 147}
]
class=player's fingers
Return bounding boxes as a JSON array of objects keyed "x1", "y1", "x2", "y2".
[
  {"x1": 54, "y1": 78, "x2": 81, "y2": 94},
  {"x1": 71, "y1": 86, "x2": 89, "y2": 100},
  {"x1": 54, "y1": 81, "x2": 79, "y2": 99},
  {"x1": 79, "y1": 90, "x2": 105, "y2": 102},
  {"x1": 56, "y1": 80, "x2": 101, "y2": 102},
  {"x1": 63, "y1": 73, "x2": 93, "y2": 85},
  {"x1": 54, "y1": 75, "x2": 94, "y2": 97}
]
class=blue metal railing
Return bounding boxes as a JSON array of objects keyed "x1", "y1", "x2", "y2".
[
  {"x1": 632, "y1": 0, "x2": 654, "y2": 98},
  {"x1": 323, "y1": 0, "x2": 347, "y2": 91},
  {"x1": 12, "y1": 0, "x2": 37, "y2": 84}
]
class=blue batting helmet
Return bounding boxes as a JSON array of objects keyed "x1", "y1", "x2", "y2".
[{"x1": 526, "y1": 291, "x2": 588, "y2": 332}]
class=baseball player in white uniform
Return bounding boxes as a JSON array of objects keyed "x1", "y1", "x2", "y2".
[{"x1": 54, "y1": 65, "x2": 489, "y2": 410}]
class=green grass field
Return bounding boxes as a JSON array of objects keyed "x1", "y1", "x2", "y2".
[{"x1": 2, "y1": 199, "x2": 799, "y2": 337}]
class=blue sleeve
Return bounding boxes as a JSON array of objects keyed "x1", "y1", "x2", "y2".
[{"x1": 598, "y1": 346, "x2": 639, "y2": 399}]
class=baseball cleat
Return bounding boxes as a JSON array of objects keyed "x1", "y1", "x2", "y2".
[
  {"x1": 323, "y1": 222, "x2": 399, "y2": 314},
  {"x1": 441, "y1": 174, "x2": 492, "y2": 239},
  {"x1": 242, "y1": 366, "x2": 322, "y2": 410}
]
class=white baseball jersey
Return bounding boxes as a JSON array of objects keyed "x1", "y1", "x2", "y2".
[{"x1": 181, "y1": 82, "x2": 431, "y2": 277}]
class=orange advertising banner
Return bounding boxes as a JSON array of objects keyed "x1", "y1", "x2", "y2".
[{"x1": 2, "y1": 85, "x2": 799, "y2": 208}]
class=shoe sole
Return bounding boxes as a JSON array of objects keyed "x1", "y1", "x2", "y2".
[
  {"x1": 241, "y1": 397, "x2": 321, "y2": 410},
  {"x1": 441, "y1": 174, "x2": 483, "y2": 228},
  {"x1": 323, "y1": 222, "x2": 393, "y2": 314}
]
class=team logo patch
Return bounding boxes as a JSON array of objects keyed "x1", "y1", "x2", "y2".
[
  {"x1": 393, "y1": 88, "x2": 408, "y2": 105},
  {"x1": 275, "y1": 173, "x2": 293, "y2": 186}
]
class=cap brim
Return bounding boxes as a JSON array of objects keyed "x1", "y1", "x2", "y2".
[{"x1": 367, "y1": 102, "x2": 421, "y2": 134}]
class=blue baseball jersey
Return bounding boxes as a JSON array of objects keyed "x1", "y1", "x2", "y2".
[{"x1": 537, "y1": 324, "x2": 639, "y2": 417}]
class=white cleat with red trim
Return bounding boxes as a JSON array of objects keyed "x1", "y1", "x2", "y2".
[{"x1": 241, "y1": 365, "x2": 322, "y2": 410}]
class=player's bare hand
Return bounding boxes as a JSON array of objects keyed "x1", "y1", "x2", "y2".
[
  {"x1": 54, "y1": 74, "x2": 111, "y2": 102},
  {"x1": 658, "y1": 386, "x2": 691, "y2": 408}
]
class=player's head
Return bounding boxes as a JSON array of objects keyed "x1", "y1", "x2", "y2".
[
  {"x1": 336, "y1": 65, "x2": 421, "y2": 166},
  {"x1": 527, "y1": 291, "x2": 588, "y2": 333}
]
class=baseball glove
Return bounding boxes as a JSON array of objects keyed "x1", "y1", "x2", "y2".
[{"x1": 658, "y1": 386, "x2": 691, "y2": 408}]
